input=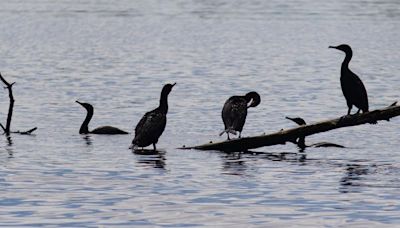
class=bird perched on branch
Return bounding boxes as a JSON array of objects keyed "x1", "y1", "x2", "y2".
[
  {"x1": 329, "y1": 44, "x2": 370, "y2": 116},
  {"x1": 220, "y1": 91, "x2": 261, "y2": 140},
  {"x1": 130, "y1": 83, "x2": 176, "y2": 151},
  {"x1": 76, "y1": 101, "x2": 128, "y2": 134}
]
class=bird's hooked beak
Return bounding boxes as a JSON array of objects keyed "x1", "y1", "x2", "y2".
[
  {"x1": 172, "y1": 82, "x2": 176, "y2": 87},
  {"x1": 76, "y1": 100, "x2": 82, "y2": 105},
  {"x1": 248, "y1": 98, "x2": 260, "y2": 108},
  {"x1": 329, "y1": 45, "x2": 338, "y2": 49},
  {"x1": 248, "y1": 99, "x2": 256, "y2": 108}
]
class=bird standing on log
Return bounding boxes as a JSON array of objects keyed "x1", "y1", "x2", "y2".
[
  {"x1": 220, "y1": 91, "x2": 261, "y2": 140},
  {"x1": 76, "y1": 101, "x2": 128, "y2": 134},
  {"x1": 130, "y1": 83, "x2": 176, "y2": 151},
  {"x1": 329, "y1": 44, "x2": 370, "y2": 115}
]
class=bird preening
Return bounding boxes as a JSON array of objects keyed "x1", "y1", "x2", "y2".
[
  {"x1": 130, "y1": 83, "x2": 176, "y2": 151},
  {"x1": 76, "y1": 101, "x2": 129, "y2": 134},
  {"x1": 220, "y1": 91, "x2": 261, "y2": 140}
]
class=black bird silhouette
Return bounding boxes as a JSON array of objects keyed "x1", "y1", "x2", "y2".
[
  {"x1": 76, "y1": 101, "x2": 128, "y2": 134},
  {"x1": 329, "y1": 44, "x2": 370, "y2": 115},
  {"x1": 220, "y1": 91, "x2": 261, "y2": 140},
  {"x1": 130, "y1": 83, "x2": 176, "y2": 150},
  {"x1": 286, "y1": 116, "x2": 345, "y2": 151}
]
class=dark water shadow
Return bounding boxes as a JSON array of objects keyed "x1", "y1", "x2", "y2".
[
  {"x1": 5, "y1": 135, "x2": 13, "y2": 146},
  {"x1": 82, "y1": 135, "x2": 93, "y2": 146},
  {"x1": 338, "y1": 163, "x2": 375, "y2": 193},
  {"x1": 317, "y1": 158, "x2": 400, "y2": 194},
  {"x1": 133, "y1": 149, "x2": 166, "y2": 169},
  {"x1": 220, "y1": 152, "x2": 248, "y2": 176},
  {"x1": 218, "y1": 150, "x2": 308, "y2": 175},
  {"x1": 244, "y1": 150, "x2": 307, "y2": 163},
  {"x1": 255, "y1": 152, "x2": 396, "y2": 193},
  {"x1": 217, "y1": 150, "x2": 399, "y2": 194},
  {"x1": 319, "y1": 160, "x2": 398, "y2": 193},
  {"x1": 133, "y1": 149, "x2": 164, "y2": 155},
  {"x1": 4, "y1": 135, "x2": 14, "y2": 158}
]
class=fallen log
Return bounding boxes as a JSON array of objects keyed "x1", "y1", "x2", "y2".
[
  {"x1": 0, "y1": 73, "x2": 37, "y2": 135},
  {"x1": 180, "y1": 102, "x2": 400, "y2": 152}
]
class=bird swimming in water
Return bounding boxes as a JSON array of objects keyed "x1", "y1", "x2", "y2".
[
  {"x1": 286, "y1": 116, "x2": 345, "y2": 151},
  {"x1": 329, "y1": 44, "x2": 370, "y2": 115},
  {"x1": 220, "y1": 91, "x2": 261, "y2": 140},
  {"x1": 76, "y1": 101, "x2": 129, "y2": 134},
  {"x1": 130, "y1": 83, "x2": 176, "y2": 151}
]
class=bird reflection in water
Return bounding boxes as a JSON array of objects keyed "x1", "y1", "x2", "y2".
[
  {"x1": 82, "y1": 135, "x2": 93, "y2": 146},
  {"x1": 6, "y1": 135, "x2": 13, "y2": 146},
  {"x1": 133, "y1": 149, "x2": 166, "y2": 169},
  {"x1": 247, "y1": 151, "x2": 307, "y2": 163},
  {"x1": 220, "y1": 151, "x2": 307, "y2": 175},
  {"x1": 339, "y1": 163, "x2": 373, "y2": 193},
  {"x1": 5, "y1": 135, "x2": 13, "y2": 158},
  {"x1": 221, "y1": 152, "x2": 247, "y2": 176}
]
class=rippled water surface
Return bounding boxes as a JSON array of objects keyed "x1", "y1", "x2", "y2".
[{"x1": 0, "y1": 0, "x2": 400, "y2": 227}]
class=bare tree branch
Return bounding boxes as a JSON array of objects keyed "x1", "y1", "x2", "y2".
[
  {"x1": 0, "y1": 123, "x2": 5, "y2": 132},
  {"x1": 0, "y1": 73, "x2": 15, "y2": 134},
  {"x1": 11, "y1": 127, "x2": 38, "y2": 135},
  {"x1": 0, "y1": 73, "x2": 37, "y2": 135}
]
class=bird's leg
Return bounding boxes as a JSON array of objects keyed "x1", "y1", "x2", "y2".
[
  {"x1": 238, "y1": 132, "x2": 242, "y2": 138},
  {"x1": 356, "y1": 109, "x2": 361, "y2": 115},
  {"x1": 340, "y1": 105, "x2": 353, "y2": 123},
  {"x1": 347, "y1": 106, "x2": 352, "y2": 115},
  {"x1": 227, "y1": 133, "x2": 230, "y2": 141},
  {"x1": 153, "y1": 143, "x2": 157, "y2": 151}
]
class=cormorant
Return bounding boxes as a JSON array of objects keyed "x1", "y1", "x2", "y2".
[
  {"x1": 130, "y1": 83, "x2": 176, "y2": 151},
  {"x1": 220, "y1": 91, "x2": 261, "y2": 140},
  {"x1": 329, "y1": 44, "x2": 370, "y2": 115},
  {"x1": 76, "y1": 101, "x2": 129, "y2": 134},
  {"x1": 286, "y1": 116, "x2": 345, "y2": 151}
]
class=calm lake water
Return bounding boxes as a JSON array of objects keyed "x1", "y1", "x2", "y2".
[{"x1": 0, "y1": 0, "x2": 399, "y2": 227}]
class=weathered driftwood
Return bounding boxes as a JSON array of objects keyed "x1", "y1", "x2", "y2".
[
  {"x1": 0, "y1": 73, "x2": 37, "y2": 135},
  {"x1": 181, "y1": 102, "x2": 400, "y2": 152}
]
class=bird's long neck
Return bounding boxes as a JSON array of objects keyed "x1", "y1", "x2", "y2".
[
  {"x1": 79, "y1": 109, "x2": 92, "y2": 134},
  {"x1": 341, "y1": 51, "x2": 352, "y2": 74},
  {"x1": 158, "y1": 91, "x2": 169, "y2": 114}
]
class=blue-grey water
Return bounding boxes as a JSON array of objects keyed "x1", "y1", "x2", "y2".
[{"x1": 0, "y1": 0, "x2": 399, "y2": 227}]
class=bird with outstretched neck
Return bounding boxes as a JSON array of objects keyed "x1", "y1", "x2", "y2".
[
  {"x1": 286, "y1": 116, "x2": 345, "y2": 151},
  {"x1": 285, "y1": 117, "x2": 307, "y2": 150},
  {"x1": 329, "y1": 44, "x2": 370, "y2": 116},
  {"x1": 76, "y1": 101, "x2": 129, "y2": 134},
  {"x1": 130, "y1": 83, "x2": 176, "y2": 151},
  {"x1": 220, "y1": 91, "x2": 261, "y2": 140}
]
